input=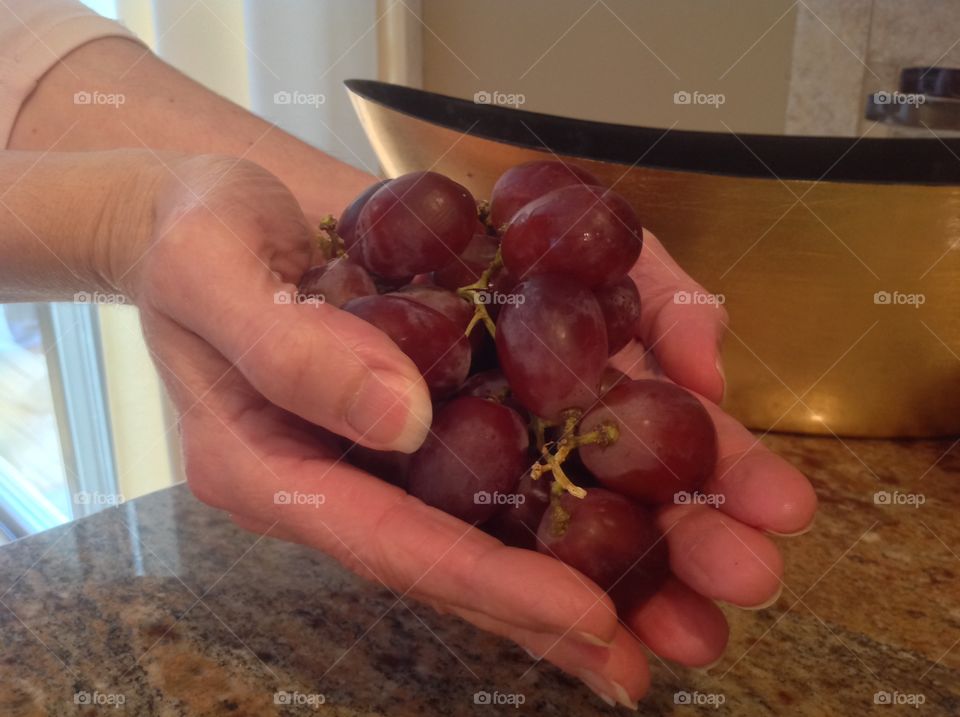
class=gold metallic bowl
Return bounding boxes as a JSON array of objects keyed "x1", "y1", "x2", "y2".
[{"x1": 346, "y1": 80, "x2": 960, "y2": 438}]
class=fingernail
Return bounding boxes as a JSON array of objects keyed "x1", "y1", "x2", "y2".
[
  {"x1": 769, "y1": 516, "x2": 816, "y2": 537},
  {"x1": 346, "y1": 371, "x2": 430, "y2": 452},
  {"x1": 610, "y1": 681, "x2": 638, "y2": 711},
  {"x1": 574, "y1": 630, "x2": 612, "y2": 647},
  {"x1": 576, "y1": 671, "x2": 636, "y2": 710},
  {"x1": 575, "y1": 671, "x2": 615, "y2": 707},
  {"x1": 743, "y1": 583, "x2": 783, "y2": 611}
]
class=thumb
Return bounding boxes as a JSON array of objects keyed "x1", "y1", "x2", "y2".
[{"x1": 147, "y1": 249, "x2": 432, "y2": 453}]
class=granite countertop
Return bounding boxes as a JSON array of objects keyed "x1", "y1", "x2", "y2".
[{"x1": 0, "y1": 434, "x2": 958, "y2": 716}]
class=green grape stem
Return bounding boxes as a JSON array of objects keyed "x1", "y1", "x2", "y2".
[
  {"x1": 315, "y1": 214, "x2": 346, "y2": 260},
  {"x1": 530, "y1": 409, "x2": 619, "y2": 500},
  {"x1": 476, "y1": 199, "x2": 492, "y2": 231},
  {"x1": 456, "y1": 246, "x2": 503, "y2": 339}
]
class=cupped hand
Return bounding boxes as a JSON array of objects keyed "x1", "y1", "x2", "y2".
[{"x1": 121, "y1": 157, "x2": 815, "y2": 708}]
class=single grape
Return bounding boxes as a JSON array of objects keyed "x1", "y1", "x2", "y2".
[
  {"x1": 338, "y1": 180, "x2": 388, "y2": 254},
  {"x1": 459, "y1": 368, "x2": 527, "y2": 416},
  {"x1": 489, "y1": 265, "x2": 519, "y2": 296},
  {"x1": 483, "y1": 264, "x2": 520, "y2": 322},
  {"x1": 536, "y1": 488, "x2": 667, "y2": 591},
  {"x1": 495, "y1": 275, "x2": 607, "y2": 420},
  {"x1": 390, "y1": 283, "x2": 489, "y2": 354},
  {"x1": 389, "y1": 285, "x2": 473, "y2": 332},
  {"x1": 609, "y1": 548, "x2": 671, "y2": 614},
  {"x1": 342, "y1": 294, "x2": 470, "y2": 398},
  {"x1": 594, "y1": 275, "x2": 641, "y2": 354},
  {"x1": 356, "y1": 171, "x2": 477, "y2": 279},
  {"x1": 407, "y1": 397, "x2": 529, "y2": 523},
  {"x1": 345, "y1": 443, "x2": 411, "y2": 489},
  {"x1": 599, "y1": 366, "x2": 629, "y2": 395},
  {"x1": 432, "y1": 232, "x2": 500, "y2": 291},
  {"x1": 298, "y1": 258, "x2": 377, "y2": 308},
  {"x1": 371, "y1": 274, "x2": 414, "y2": 293},
  {"x1": 501, "y1": 184, "x2": 642, "y2": 288},
  {"x1": 578, "y1": 379, "x2": 717, "y2": 504},
  {"x1": 489, "y1": 160, "x2": 600, "y2": 230},
  {"x1": 485, "y1": 474, "x2": 551, "y2": 550},
  {"x1": 459, "y1": 368, "x2": 511, "y2": 402}
]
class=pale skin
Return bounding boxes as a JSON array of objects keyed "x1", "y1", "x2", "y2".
[{"x1": 3, "y1": 37, "x2": 816, "y2": 708}]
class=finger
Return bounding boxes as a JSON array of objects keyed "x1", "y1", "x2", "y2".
[
  {"x1": 230, "y1": 513, "x2": 299, "y2": 542},
  {"x1": 630, "y1": 229, "x2": 727, "y2": 403},
  {"x1": 658, "y1": 504, "x2": 783, "y2": 608},
  {"x1": 621, "y1": 576, "x2": 729, "y2": 667},
  {"x1": 145, "y1": 201, "x2": 431, "y2": 453},
  {"x1": 700, "y1": 401, "x2": 818, "y2": 535},
  {"x1": 447, "y1": 605, "x2": 648, "y2": 709}
]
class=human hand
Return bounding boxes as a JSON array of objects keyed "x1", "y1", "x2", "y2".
[{"x1": 117, "y1": 157, "x2": 815, "y2": 708}]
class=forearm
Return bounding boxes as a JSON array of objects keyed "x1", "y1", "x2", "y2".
[
  {"x1": 0, "y1": 149, "x2": 157, "y2": 302},
  {"x1": 7, "y1": 37, "x2": 374, "y2": 223}
]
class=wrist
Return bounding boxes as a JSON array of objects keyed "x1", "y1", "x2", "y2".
[
  {"x1": 93, "y1": 150, "x2": 183, "y2": 300},
  {"x1": 0, "y1": 149, "x2": 169, "y2": 302}
]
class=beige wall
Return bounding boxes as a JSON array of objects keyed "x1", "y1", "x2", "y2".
[{"x1": 420, "y1": 0, "x2": 798, "y2": 134}]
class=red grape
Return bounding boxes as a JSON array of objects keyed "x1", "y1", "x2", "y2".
[
  {"x1": 298, "y1": 258, "x2": 376, "y2": 308},
  {"x1": 389, "y1": 285, "x2": 473, "y2": 332},
  {"x1": 599, "y1": 366, "x2": 629, "y2": 395},
  {"x1": 536, "y1": 488, "x2": 666, "y2": 591},
  {"x1": 432, "y1": 232, "x2": 499, "y2": 290},
  {"x1": 356, "y1": 172, "x2": 477, "y2": 279},
  {"x1": 495, "y1": 275, "x2": 607, "y2": 420},
  {"x1": 459, "y1": 368, "x2": 527, "y2": 416},
  {"x1": 483, "y1": 264, "x2": 520, "y2": 323},
  {"x1": 501, "y1": 184, "x2": 642, "y2": 288},
  {"x1": 489, "y1": 160, "x2": 600, "y2": 230},
  {"x1": 338, "y1": 180, "x2": 387, "y2": 254},
  {"x1": 342, "y1": 294, "x2": 470, "y2": 398},
  {"x1": 485, "y1": 474, "x2": 551, "y2": 550},
  {"x1": 459, "y1": 368, "x2": 511, "y2": 402},
  {"x1": 578, "y1": 380, "x2": 717, "y2": 504},
  {"x1": 345, "y1": 443, "x2": 411, "y2": 488},
  {"x1": 407, "y1": 397, "x2": 529, "y2": 523},
  {"x1": 390, "y1": 284, "x2": 489, "y2": 353},
  {"x1": 594, "y1": 276, "x2": 641, "y2": 354}
]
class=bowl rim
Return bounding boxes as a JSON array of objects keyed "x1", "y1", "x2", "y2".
[{"x1": 345, "y1": 79, "x2": 960, "y2": 187}]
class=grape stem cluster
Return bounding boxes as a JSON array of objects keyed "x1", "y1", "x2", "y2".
[
  {"x1": 531, "y1": 410, "x2": 619, "y2": 499},
  {"x1": 316, "y1": 215, "x2": 346, "y2": 260},
  {"x1": 456, "y1": 247, "x2": 503, "y2": 338}
]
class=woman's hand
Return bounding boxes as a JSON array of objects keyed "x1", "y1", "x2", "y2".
[
  {"x1": 112, "y1": 155, "x2": 816, "y2": 708},
  {"x1": 2, "y1": 33, "x2": 816, "y2": 708}
]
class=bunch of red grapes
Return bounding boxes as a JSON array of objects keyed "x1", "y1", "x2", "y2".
[{"x1": 299, "y1": 160, "x2": 718, "y2": 614}]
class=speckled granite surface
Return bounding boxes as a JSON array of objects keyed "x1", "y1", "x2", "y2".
[{"x1": 0, "y1": 434, "x2": 958, "y2": 716}]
